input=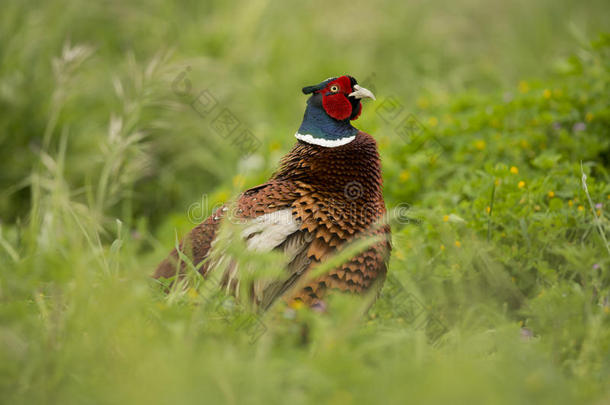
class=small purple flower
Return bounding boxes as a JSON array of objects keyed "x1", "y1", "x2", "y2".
[
  {"x1": 552, "y1": 122, "x2": 562, "y2": 131},
  {"x1": 573, "y1": 122, "x2": 586, "y2": 132},
  {"x1": 595, "y1": 203, "x2": 602, "y2": 209},
  {"x1": 593, "y1": 264, "x2": 600, "y2": 270},
  {"x1": 520, "y1": 327, "x2": 534, "y2": 341},
  {"x1": 311, "y1": 300, "x2": 327, "y2": 313}
]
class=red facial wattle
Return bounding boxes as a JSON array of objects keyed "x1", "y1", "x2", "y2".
[{"x1": 322, "y1": 93, "x2": 353, "y2": 120}]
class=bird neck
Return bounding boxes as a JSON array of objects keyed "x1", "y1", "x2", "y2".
[{"x1": 296, "y1": 100, "x2": 358, "y2": 147}]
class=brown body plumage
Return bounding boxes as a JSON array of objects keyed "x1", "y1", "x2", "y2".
[{"x1": 154, "y1": 131, "x2": 391, "y2": 307}]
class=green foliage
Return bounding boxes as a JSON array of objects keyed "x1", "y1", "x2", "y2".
[{"x1": 1, "y1": 1, "x2": 610, "y2": 403}]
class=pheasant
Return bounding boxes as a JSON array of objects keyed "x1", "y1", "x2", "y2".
[{"x1": 154, "y1": 75, "x2": 391, "y2": 309}]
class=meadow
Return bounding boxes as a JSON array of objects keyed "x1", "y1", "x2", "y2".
[{"x1": 1, "y1": 0, "x2": 610, "y2": 403}]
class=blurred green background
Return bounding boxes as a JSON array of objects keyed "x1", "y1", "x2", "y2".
[{"x1": 1, "y1": 0, "x2": 610, "y2": 404}]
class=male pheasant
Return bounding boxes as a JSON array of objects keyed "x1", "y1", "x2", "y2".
[{"x1": 154, "y1": 75, "x2": 391, "y2": 309}]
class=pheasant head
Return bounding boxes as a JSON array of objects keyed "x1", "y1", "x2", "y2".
[{"x1": 296, "y1": 75, "x2": 376, "y2": 147}]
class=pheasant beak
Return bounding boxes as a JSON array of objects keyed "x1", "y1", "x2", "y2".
[{"x1": 348, "y1": 84, "x2": 376, "y2": 101}]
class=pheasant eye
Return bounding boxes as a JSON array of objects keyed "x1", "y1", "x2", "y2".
[{"x1": 330, "y1": 85, "x2": 339, "y2": 93}]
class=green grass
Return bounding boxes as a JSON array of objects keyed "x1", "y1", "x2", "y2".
[{"x1": 1, "y1": 1, "x2": 610, "y2": 403}]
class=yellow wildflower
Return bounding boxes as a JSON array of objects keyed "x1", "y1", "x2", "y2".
[
  {"x1": 290, "y1": 300, "x2": 304, "y2": 310},
  {"x1": 548, "y1": 191, "x2": 555, "y2": 198},
  {"x1": 443, "y1": 215, "x2": 449, "y2": 222},
  {"x1": 577, "y1": 205, "x2": 584, "y2": 212},
  {"x1": 215, "y1": 190, "x2": 230, "y2": 203},
  {"x1": 543, "y1": 89, "x2": 551, "y2": 99},
  {"x1": 232, "y1": 174, "x2": 245, "y2": 188},
  {"x1": 518, "y1": 181, "x2": 525, "y2": 188},
  {"x1": 417, "y1": 97, "x2": 430, "y2": 109},
  {"x1": 455, "y1": 241, "x2": 461, "y2": 248},
  {"x1": 269, "y1": 141, "x2": 281, "y2": 151},
  {"x1": 187, "y1": 288, "x2": 199, "y2": 300},
  {"x1": 518, "y1": 81, "x2": 529, "y2": 93},
  {"x1": 474, "y1": 140, "x2": 486, "y2": 150},
  {"x1": 510, "y1": 166, "x2": 519, "y2": 174}
]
